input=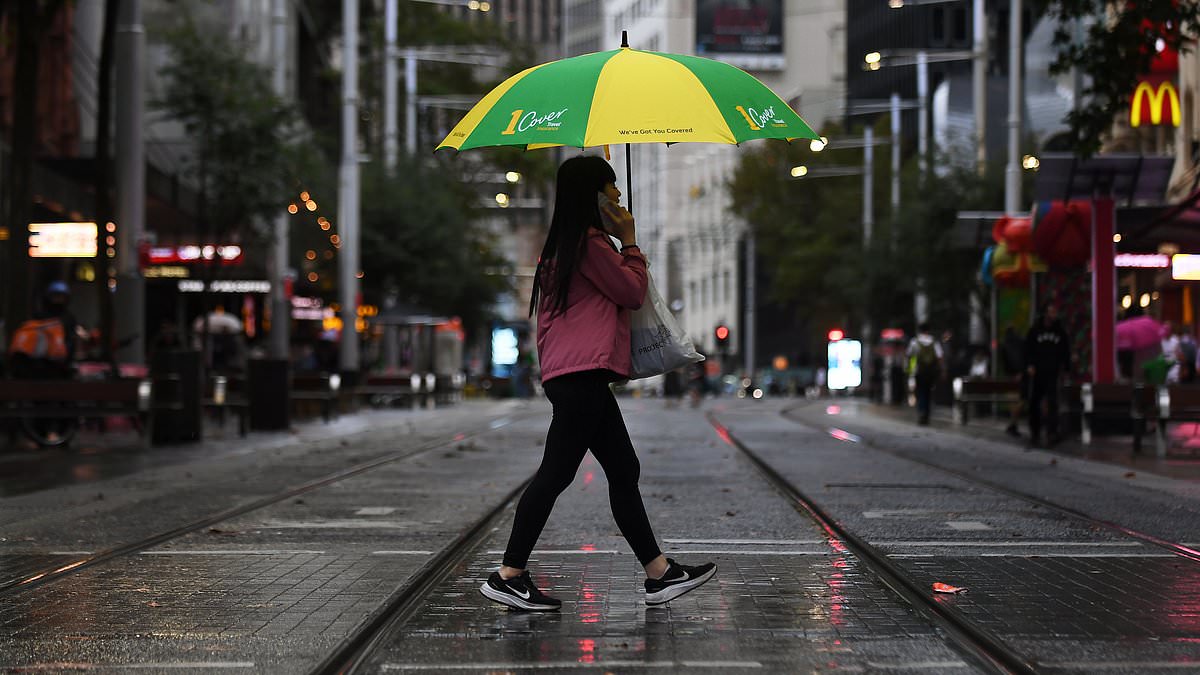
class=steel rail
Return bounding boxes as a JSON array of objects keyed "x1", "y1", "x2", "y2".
[
  {"x1": 708, "y1": 413, "x2": 1038, "y2": 675},
  {"x1": 0, "y1": 412, "x2": 531, "y2": 598},
  {"x1": 780, "y1": 405, "x2": 1200, "y2": 566},
  {"x1": 309, "y1": 476, "x2": 532, "y2": 675}
]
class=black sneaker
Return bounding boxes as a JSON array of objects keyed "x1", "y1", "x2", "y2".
[
  {"x1": 480, "y1": 571, "x2": 561, "y2": 611},
  {"x1": 644, "y1": 558, "x2": 717, "y2": 606}
]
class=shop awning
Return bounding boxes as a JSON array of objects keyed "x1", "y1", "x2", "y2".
[{"x1": 1123, "y1": 185, "x2": 1200, "y2": 250}]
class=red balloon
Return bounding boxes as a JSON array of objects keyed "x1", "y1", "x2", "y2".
[
  {"x1": 1033, "y1": 200, "x2": 1091, "y2": 267},
  {"x1": 992, "y1": 215, "x2": 1034, "y2": 253}
]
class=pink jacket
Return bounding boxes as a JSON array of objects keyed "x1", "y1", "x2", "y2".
[{"x1": 536, "y1": 229, "x2": 648, "y2": 382}]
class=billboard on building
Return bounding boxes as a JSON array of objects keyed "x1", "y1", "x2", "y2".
[{"x1": 696, "y1": 0, "x2": 784, "y2": 71}]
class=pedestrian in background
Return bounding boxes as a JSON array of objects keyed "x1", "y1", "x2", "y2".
[
  {"x1": 480, "y1": 156, "x2": 716, "y2": 612},
  {"x1": 1001, "y1": 325, "x2": 1027, "y2": 438},
  {"x1": 1180, "y1": 326, "x2": 1198, "y2": 383},
  {"x1": 1024, "y1": 305, "x2": 1071, "y2": 448},
  {"x1": 906, "y1": 323, "x2": 944, "y2": 425}
]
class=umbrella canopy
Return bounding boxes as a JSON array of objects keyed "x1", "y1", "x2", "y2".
[
  {"x1": 1115, "y1": 315, "x2": 1165, "y2": 351},
  {"x1": 193, "y1": 311, "x2": 243, "y2": 335},
  {"x1": 436, "y1": 45, "x2": 818, "y2": 152}
]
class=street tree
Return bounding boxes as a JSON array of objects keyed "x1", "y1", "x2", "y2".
[
  {"x1": 1039, "y1": 0, "x2": 1200, "y2": 155},
  {"x1": 728, "y1": 122, "x2": 889, "y2": 356},
  {"x1": 355, "y1": 155, "x2": 512, "y2": 343},
  {"x1": 729, "y1": 121, "x2": 1003, "y2": 362},
  {"x1": 154, "y1": 17, "x2": 308, "y2": 358}
]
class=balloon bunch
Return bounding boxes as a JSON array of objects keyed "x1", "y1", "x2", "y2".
[
  {"x1": 980, "y1": 200, "x2": 1094, "y2": 286},
  {"x1": 981, "y1": 215, "x2": 1045, "y2": 287}
]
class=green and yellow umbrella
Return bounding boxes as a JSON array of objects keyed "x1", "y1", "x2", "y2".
[{"x1": 436, "y1": 33, "x2": 818, "y2": 209}]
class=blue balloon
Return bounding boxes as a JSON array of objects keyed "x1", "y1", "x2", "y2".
[{"x1": 979, "y1": 245, "x2": 995, "y2": 286}]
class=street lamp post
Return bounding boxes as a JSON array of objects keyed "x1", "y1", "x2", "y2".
[
  {"x1": 115, "y1": 0, "x2": 145, "y2": 365},
  {"x1": 338, "y1": 0, "x2": 361, "y2": 377},
  {"x1": 1005, "y1": 0, "x2": 1024, "y2": 216},
  {"x1": 268, "y1": 0, "x2": 290, "y2": 361}
]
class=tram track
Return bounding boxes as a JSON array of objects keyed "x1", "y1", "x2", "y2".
[
  {"x1": 708, "y1": 412, "x2": 1038, "y2": 675},
  {"x1": 0, "y1": 410, "x2": 536, "y2": 598},
  {"x1": 308, "y1": 476, "x2": 532, "y2": 675},
  {"x1": 778, "y1": 404, "x2": 1200, "y2": 566}
]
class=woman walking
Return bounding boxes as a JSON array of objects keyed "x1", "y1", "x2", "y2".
[{"x1": 480, "y1": 156, "x2": 716, "y2": 611}]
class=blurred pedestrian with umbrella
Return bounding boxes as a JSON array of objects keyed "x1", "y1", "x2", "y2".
[{"x1": 193, "y1": 306, "x2": 243, "y2": 372}]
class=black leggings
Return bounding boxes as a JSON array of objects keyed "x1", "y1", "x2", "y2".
[{"x1": 502, "y1": 370, "x2": 662, "y2": 569}]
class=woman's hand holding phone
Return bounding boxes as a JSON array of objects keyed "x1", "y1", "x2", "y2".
[{"x1": 598, "y1": 194, "x2": 636, "y2": 247}]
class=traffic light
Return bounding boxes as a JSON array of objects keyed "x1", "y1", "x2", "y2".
[{"x1": 715, "y1": 324, "x2": 730, "y2": 351}]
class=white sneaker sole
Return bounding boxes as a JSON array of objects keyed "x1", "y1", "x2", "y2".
[
  {"x1": 480, "y1": 581, "x2": 560, "y2": 611},
  {"x1": 645, "y1": 566, "x2": 717, "y2": 606}
]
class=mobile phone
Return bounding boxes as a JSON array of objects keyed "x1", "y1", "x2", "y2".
[{"x1": 597, "y1": 193, "x2": 617, "y2": 232}]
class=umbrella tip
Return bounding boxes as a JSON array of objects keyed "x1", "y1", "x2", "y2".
[{"x1": 621, "y1": 30, "x2": 628, "y2": 48}]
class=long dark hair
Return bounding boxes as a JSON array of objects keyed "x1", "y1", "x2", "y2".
[{"x1": 529, "y1": 155, "x2": 618, "y2": 317}]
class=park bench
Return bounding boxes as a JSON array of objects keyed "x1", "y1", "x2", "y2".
[
  {"x1": 1151, "y1": 385, "x2": 1200, "y2": 458},
  {"x1": 356, "y1": 373, "x2": 424, "y2": 409},
  {"x1": 0, "y1": 378, "x2": 158, "y2": 448},
  {"x1": 952, "y1": 377, "x2": 1021, "y2": 424},
  {"x1": 292, "y1": 373, "x2": 340, "y2": 422},
  {"x1": 1080, "y1": 382, "x2": 1157, "y2": 453}
]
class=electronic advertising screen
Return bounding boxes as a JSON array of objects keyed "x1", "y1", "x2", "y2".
[
  {"x1": 491, "y1": 326, "x2": 520, "y2": 377},
  {"x1": 827, "y1": 339, "x2": 862, "y2": 391},
  {"x1": 695, "y1": 0, "x2": 784, "y2": 71}
]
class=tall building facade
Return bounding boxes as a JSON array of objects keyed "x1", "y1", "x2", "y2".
[{"x1": 596, "y1": 0, "x2": 845, "y2": 365}]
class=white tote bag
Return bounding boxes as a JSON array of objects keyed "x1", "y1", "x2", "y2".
[{"x1": 629, "y1": 271, "x2": 704, "y2": 380}]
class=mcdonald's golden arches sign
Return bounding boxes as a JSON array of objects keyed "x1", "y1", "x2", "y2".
[{"x1": 1130, "y1": 80, "x2": 1180, "y2": 128}]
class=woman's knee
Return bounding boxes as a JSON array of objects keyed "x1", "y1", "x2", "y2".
[
  {"x1": 606, "y1": 456, "x2": 641, "y2": 488},
  {"x1": 531, "y1": 467, "x2": 577, "y2": 497}
]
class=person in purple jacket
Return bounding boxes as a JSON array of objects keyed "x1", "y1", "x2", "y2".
[{"x1": 480, "y1": 155, "x2": 717, "y2": 612}]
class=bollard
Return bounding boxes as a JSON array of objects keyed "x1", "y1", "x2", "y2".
[
  {"x1": 214, "y1": 376, "x2": 227, "y2": 406},
  {"x1": 1081, "y1": 383, "x2": 1093, "y2": 445},
  {"x1": 1157, "y1": 386, "x2": 1170, "y2": 459},
  {"x1": 410, "y1": 373, "x2": 421, "y2": 411}
]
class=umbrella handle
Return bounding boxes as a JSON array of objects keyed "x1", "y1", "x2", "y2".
[{"x1": 626, "y1": 142, "x2": 633, "y2": 216}]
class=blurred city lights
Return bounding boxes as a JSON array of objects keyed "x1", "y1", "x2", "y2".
[
  {"x1": 356, "y1": 271, "x2": 364, "y2": 279},
  {"x1": 287, "y1": 203, "x2": 299, "y2": 214},
  {"x1": 1022, "y1": 154, "x2": 1040, "y2": 170},
  {"x1": 305, "y1": 200, "x2": 317, "y2": 211},
  {"x1": 864, "y1": 52, "x2": 881, "y2": 65},
  {"x1": 300, "y1": 191, "x2": 310, "y2": 201},
  {"x1": 105, "y1": 222, "x2": 116, "y2": 233},
  {"x1": 888, "y1": 0, "x2": 904, "y2": 7},
  {"x1": 305, "y1": 250, "x2": 316, "y2": 260},
  {"x1": 1114, "y1": 233, "x2": 1123, "y2": 243},
  {"x1": 505, "y1": 171, "x2": 521, "y2": 183},
  {"x1": 790, "y1": 165, "x2": 808, "y2": 178},
  {"x1": 495, "y1": 193, "x2": 510, "y2": 207},
  {"x1": 1122, "y1": 294, "x2": 1133, "y2": 309},
  {"x1": 1140, "y1": 293, "x2": 1151, "y2": 308},
  {"x1": 330, "y1": 234, "x2": 341, "y2": 246},
  {"x1": 307, "y1": 272, "x2": 318, "y2": 282},
  {"x1": 809, "y1": 138, "x2": 826, "y2": 152}
]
